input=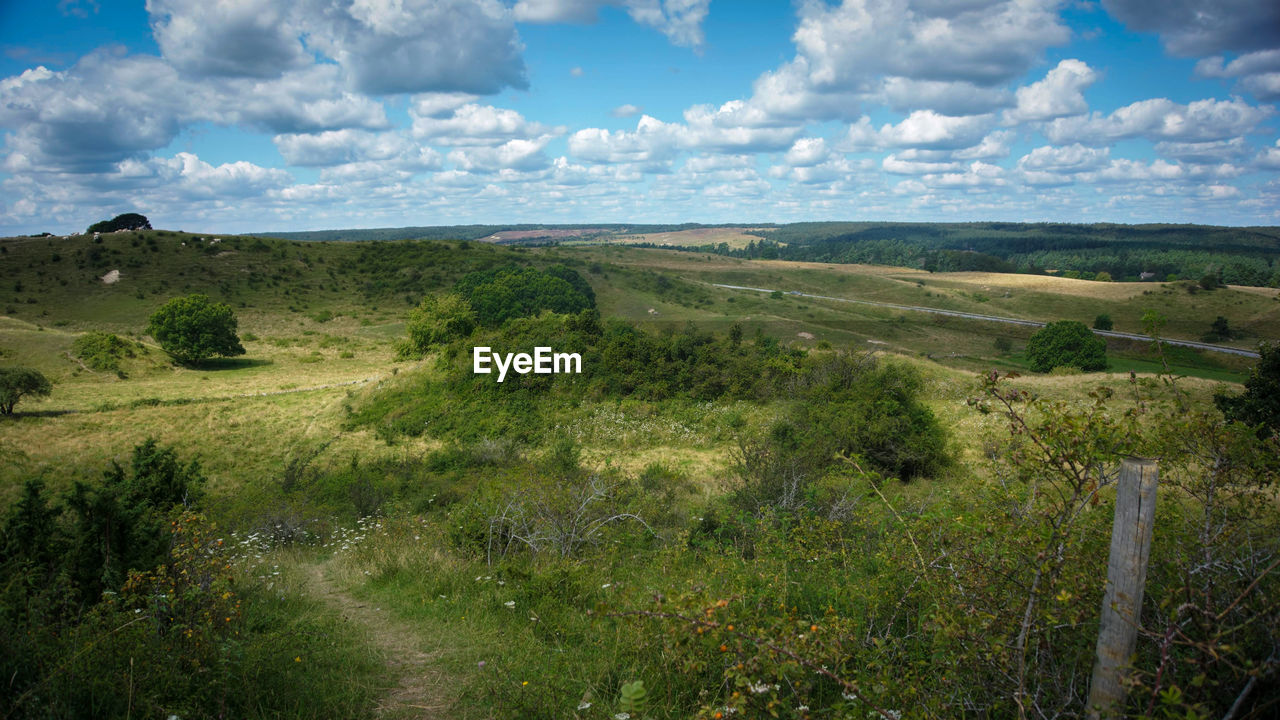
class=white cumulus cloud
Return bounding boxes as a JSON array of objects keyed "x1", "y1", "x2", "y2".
[{"x1": 1004, "y1": 59, "x2": 1098, "y2": 124}]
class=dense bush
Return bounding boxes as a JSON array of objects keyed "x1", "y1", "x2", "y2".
[
  {"x1": 1025, "y1": 320, "x2": 1107, "y2": 372},
  {"x1": 71, "y1": 331, "x2": 136, "y2": 371},
  {"x1": 1201, "y1": 315, "x2": 1232, "y2": 342},
  {"x1": 146, "y1": 294, "x2": 245, "y2": 364},
  {"x1": 455, "y1": 265, "x2": 594, "y2": 327},
  {"x1": 1215, "y1": 341, "x2": 1280, "y2": 436},
  {"x1": 0, "y1": 442, "x2": 379, "y2": 719},
  {"x1": 731, "y1": 353, "x2": 950, "y2": 516},
  {"x1": 398, "y1": 292, "x2": 477, "y2": 359}
]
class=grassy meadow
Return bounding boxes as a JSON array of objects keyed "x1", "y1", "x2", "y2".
[{"x1": 2, "y1": 230, "x2": 1277, "y2": 719}]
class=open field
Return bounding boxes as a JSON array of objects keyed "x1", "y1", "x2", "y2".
[{"x1": 603, "y1": 227, "x2": 771, "y2": 249}]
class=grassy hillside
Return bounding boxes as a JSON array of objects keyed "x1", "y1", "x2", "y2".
[
  {"x1": 2, "y1": 229, "x2": 1277, "y2": 719},
  {"x1": 2, "y1": 232, "x2": 1274, "y2": 502}
]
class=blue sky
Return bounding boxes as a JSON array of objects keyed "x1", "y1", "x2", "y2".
[{"x1": 1, "y1": 0, "x2": 1278, "y2": 234}]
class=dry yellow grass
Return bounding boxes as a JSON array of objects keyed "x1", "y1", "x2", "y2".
[
  {"x1": 1228, "y1": 284, "x2": 1280, "y2": 298},
  {"x1": 910, "y1": 271, "x2": 1153, "y2": 300},
  {"x1": 756, "y1": 259, "x2": 927, "y2": 276},
  {"x1": 581, "y1": 445, "x2": 734, "y2": 494},
  {"x1": 609, "y1": 227, "x2": 771, "y2": 249}
]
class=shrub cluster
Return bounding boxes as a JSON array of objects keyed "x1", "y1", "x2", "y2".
[
  {"x1": 455, "y1": 264, "x2": 595, "y2": 328},
  {"x1": 1, "y1": 441, "x2": 380, "y2": 718},
  {"x1": 1025, "y1": 320, "x2": 1107, "y2": 372},
  {"x1": 71, "y1": 331, "x2": 136, "y2": 372}
]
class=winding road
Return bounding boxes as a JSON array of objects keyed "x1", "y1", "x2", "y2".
[{"x1": 710, "y1": 283, "x2": 1262, "y2": 359}]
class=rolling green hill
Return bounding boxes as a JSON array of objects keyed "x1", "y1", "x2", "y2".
[{"x1": 2, "y1": 227, "x2": 1278, "y2": 720}]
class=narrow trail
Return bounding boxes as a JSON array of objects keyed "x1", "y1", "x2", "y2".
[{"x1": 303, "y1": 562, "x2": 456, "y2": 719}]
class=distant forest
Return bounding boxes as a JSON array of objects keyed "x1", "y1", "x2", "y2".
[
  {"x1": 646, "y1": 222, "x2": 1280, "y2": 287},
  {"x1": 260, "y1": 221, "x2": 1280, "y2": 287}
]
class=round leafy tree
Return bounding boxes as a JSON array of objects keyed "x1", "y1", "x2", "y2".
[
  {"x1": 146, "y1": 294, "x2": 245, "y2": 364},
  {"x1": 1025, "y1": 320, "x2": 1107, "y2": 373},
  {"x1": 0, "y1": 367, "x2": 52, "y2": 415},
  {"x1": 87, "y1": 213, "x2": 151, "y2": 234}
]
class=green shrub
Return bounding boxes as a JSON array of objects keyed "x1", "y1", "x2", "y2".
[
  {"x1": 455, "y1": 265, "x2": 594, "y2": 327},
  {"x1": 1201, "y1": 315, "x2": 1232, "y2": 342},
  {"x1": 1215, "y1": 341, "x2": 1280, "y2": 435},
  {"x1": 398, "y1": 292, "x2": 477, "y2": 358},
  {"x1": 1025, "y1": 320, "x2": 1106, "y2": 373},
  {"x1": 71, "y1": 331, "x2": 135, "y2": 371},
  {"x1": 733, "y1": 353, "x2": 950, "y2": 515}
]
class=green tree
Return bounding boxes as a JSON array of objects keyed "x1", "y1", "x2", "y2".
[
  {"x1": 728, "y1": 323, "x2": 744, "y2": 348},
  {"x1": 1025, "y1": 320, "x2": 1107, "y2": 373},
  {"x1": 86, "y1": 212, "x2": 151, "y2": 234},
  {"x1": 544, "y1": 264, "x2": 596, "y2": 306},
  {"x1": 1, "y1": 479, "x2": 62, "y2": 570},
  {"x1": 0, "y1": 367, "x2": 52, "y2": 415},
  {"x1": 146, "y1": 294, "x2": 245, "y2": 364},
  {"x1": 455, "y1": 266, "x2": 593, "y2": 327},
  {"x1": 65, "y1": 439, "x2": 205, "y2": 601},
  {"x1": 1203, "y1": 315, "x2": 1232, "y2": 342},
  {"x1": 399, "y1": 293, "x2": 477, "y2": 358},
  {"x1": 1093, "y1": 271, "x2": 1112, "y2": 282},
  {"x1": 1093, "y1": 313, "x2": 1113, "y2": 331},
  {"x1": 1215, "y1": 342, "x2": 1280, "y2": 436}
]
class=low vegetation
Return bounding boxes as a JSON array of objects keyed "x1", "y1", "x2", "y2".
[
  {"x1": 2, "y1": 226, "x2": 1278, "y2": 718},
  {"x1": 1025, "y1": 320, "x2": 1108, "y2": 372},
  {"x1": 71, "y1": 331, "x2": 136, "y2": 372}
]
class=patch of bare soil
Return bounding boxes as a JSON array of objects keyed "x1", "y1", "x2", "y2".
[{"x1": 304, "y1": 562, "x2": 457, "y2": 719}]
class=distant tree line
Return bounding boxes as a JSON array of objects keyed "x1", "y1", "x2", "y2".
[{"x1": 645, "y1": 222, "x2": 1280, "y2": 287}]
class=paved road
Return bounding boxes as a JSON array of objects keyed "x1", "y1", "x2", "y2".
[{"x1": 710, "y1": 283, "x2": 1262, "y2": 359}]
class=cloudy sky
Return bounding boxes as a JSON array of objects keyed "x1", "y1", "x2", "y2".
[{"x1": 1, "y1": 0, "x2": 1279, "y2": 235}]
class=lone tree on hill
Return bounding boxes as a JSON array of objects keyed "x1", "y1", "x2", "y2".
[
  {"x1": 0, "y1": 367, "x2": 52, "y2": 415},
  {"x1": 1025, "y1": 320, "x2": 1107, "y2": 373},
  {"x1": 146, "y1": 294, "x2": 245, "y2": 365},
  {"x1": 87, "y1": 213, "x2": 151, "y2": 234}
]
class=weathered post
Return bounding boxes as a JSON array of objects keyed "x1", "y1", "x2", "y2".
[{"x1": 1087, "y1": 457, "x2": 1159, "y2": 718}]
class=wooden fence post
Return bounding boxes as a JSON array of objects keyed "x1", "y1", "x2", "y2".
[{"x1": 1088, "y1": 457, "x2": 1159, "y2": 718}]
